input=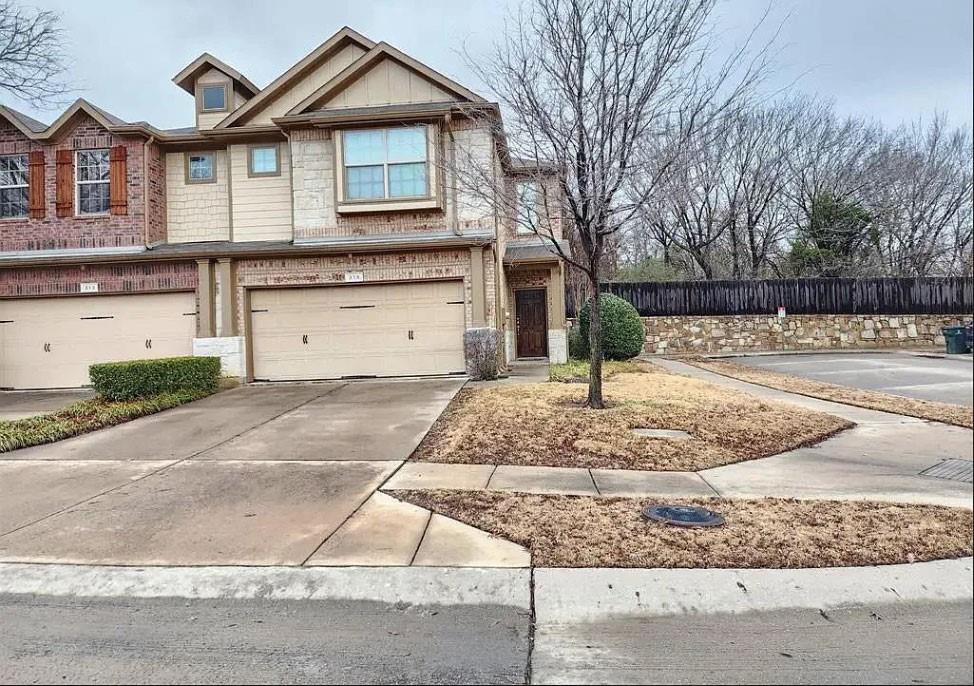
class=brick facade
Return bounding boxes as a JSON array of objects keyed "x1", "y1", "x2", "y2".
[
  {"x1": 0, "y1": 261, "x2": 197, "y2": 298},
  {"x1": 0, "y1": 114, "x2": 159, "y2": 252}
]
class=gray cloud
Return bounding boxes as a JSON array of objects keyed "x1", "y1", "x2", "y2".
[{"x1": 9, "y1": 0, "x2": 972, "y2": 130}]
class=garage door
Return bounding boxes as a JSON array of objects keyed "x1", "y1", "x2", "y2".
[
  {"x1": 251, "y1": 281, "x2": 466, "y2": 381},
  {"x1": 0, "y1": 292, "x2": 197, "y2": 389}
]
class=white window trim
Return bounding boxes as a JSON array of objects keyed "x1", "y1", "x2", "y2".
[
  {"x1": 340, "y1": 126, "x2": 431, "y2": 203},
  {"x1": 75, "y1": 149, "x2": 111, "y2": 217},
  {"x1": 0, "y1": 153, "x2": 29, "y2": 220}
]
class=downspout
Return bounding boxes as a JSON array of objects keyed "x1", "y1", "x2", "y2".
[
  {"x1": 445, "y1": 112, "x2": 461, "y2": 236},
  {"x1": 282, "y1": 129, "x2": 295, "y2": 243},
  {"x1": 143, "y1": 135, "x2": 155, "y2": 248}
]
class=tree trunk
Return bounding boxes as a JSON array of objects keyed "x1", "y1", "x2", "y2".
[{"x1": 586, "y1": 272, "x2": 605, "y2": 409}]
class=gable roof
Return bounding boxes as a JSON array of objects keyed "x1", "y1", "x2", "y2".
[
  {"x1": 214, "y1": 26, "x2": 376, "y2": 129},
  {"x1": 0, "y1": 104, "x2": 48, "y2": 135},
  {"x1": 0, "y1": 98, "x2": 147, "y2": 140},
  {"x1": 172, "y1": 53, "x2": 260, "y2": 97},
  {"x1": 285, "y1": 41, "x2": 487, "y2": 116}
]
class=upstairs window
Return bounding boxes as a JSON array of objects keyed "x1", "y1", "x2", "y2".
[
  {"x1": 186, "y1": 152, "x2": 216, "y2": 183},
  {"x1": 516, "y1": 181, "x2": 540, "y2": 234},
  {"x1": 75, "y1": 149, "x2": 110, "y2": 215},
  {"x1": 248, "y1": 144, "x2": 280, "y2": 177},
  {"x1": 343, "y1": 126, "x2": 428, "y2": 201},
  {"x1": 200, "y1": 84, "x2": 228, "y2": 112},
  {"x1": 0, "y1": 154, "x2": 28, "y2": 219}
]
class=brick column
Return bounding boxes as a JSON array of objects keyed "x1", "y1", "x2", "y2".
[
  {"x1": 469, "y1": 246, "x2": 486, "y2": 327},
  {"x1": 217, "y1": 258, "x2": 236, "y2": 336},
  {"x1": 196, "y1": 259, "x2": 215, "y2": 338}
]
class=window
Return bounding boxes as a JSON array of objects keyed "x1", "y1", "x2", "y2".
[
  {"x1": 200, "y1": 84, "x2": 228, "y2": 112},
  {"x1": 76, "y1": 149, "x2": 110, "y2": 215},
  {"x1": 186, "y1": 152, "x2": 216, "y2": 183},
  {"x1": 0, "y1": 154, "x2": 28, "y2": 219},
  {"x1": 248, "y1": 144, "x2": 280, "y2": 177},
  {"x1": 517, "y1": 181, "x2": 540, "y2": 234},
  {"x1": 343, "y1": 126, "x2": 428, "y2": 201}
]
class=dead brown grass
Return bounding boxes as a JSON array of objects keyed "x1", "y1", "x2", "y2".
[
  {"x1": 413, "y1": 363, "x2": 852, "y2": 471},
  {"x1": 395, "y1": 490, "x2": 974, "y2": 568},
  {"x1": 685, "y1": 358, "x2": 974, "y2": 429}
]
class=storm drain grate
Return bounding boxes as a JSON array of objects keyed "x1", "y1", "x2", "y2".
[{"x1": 919, "y1": 459, "x2": 973, "y2": 484}]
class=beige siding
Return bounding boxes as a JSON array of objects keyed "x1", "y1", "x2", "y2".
[
  {"x1": 248, "y1": 43, "x2": 366, "y2": 125},
  {"x1": 166, "y1": 151, "x2": 231, "y2": 243},
  {"x1": 229, "y1": 143, "x2": 293, "y2": 242},
  {"x1": 324, "y1": 58, "x2": 455, "y2": 109}
]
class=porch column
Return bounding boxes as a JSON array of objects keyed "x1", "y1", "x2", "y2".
[
  {"x1": 470, "y1": 246, "x2": 487, "y2": 327},
  {"x1": 196, "y1": 259, "x2": 216, "y2": 338},
  {"x1": 217, "y1": 258, "x2": 236, "y2": 336},
  {"x1": 549, "y1": 264, "x2": 566, "y2": 328}
]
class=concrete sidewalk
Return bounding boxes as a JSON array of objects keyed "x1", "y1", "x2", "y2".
[{"x1": 386, "y1": 359, "x2": 973, "y2": 509}]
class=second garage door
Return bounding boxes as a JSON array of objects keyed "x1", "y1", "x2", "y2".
[
  {"x1": 250, "y1": 280, "x2": 466, "y2": 381},
  {"x1": 0, "y1": 292, "x2": 197, "y2": 389}
]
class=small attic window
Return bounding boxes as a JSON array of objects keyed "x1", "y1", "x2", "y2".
[{"x1": 200, "y1": 84, "x2": 228, "y2": 112}]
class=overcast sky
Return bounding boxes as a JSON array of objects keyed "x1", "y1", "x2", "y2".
[{"x1": 10, "y1": 0, "x2": 974, "y2": 131}]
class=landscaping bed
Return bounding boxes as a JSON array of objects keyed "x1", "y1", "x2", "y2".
[
  {"x1": 413, "y1": 363, "x2": 852, "y2": 471},
  {"x1": 0, "y1": 391, "x2": 213, "y2": 453},
  {"x1": 394, "y1": 490, "x2": 974, "y2": 568},
  {"x1": 684, "y1": 357, "x2": 973, "y2": 428}
]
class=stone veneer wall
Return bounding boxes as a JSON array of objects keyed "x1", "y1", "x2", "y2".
[{"x1": 641, "y1": 314, "x2": 972, "y2": 354}]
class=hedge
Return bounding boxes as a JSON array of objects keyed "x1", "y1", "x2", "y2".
[
  {"x1": 578, "y1": 293, "x2": 645, "y2": 360},
  {"x1": 89, "y1": 356, "x2": 221, "y2": 401}
]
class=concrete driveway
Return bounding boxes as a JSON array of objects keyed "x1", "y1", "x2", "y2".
[
  {"x1": 735, "y1": 351, "x2": 973, "y2": 406},
  {"x1": 0, "y1": 378, "x2": 463, "y2": 565},
  {"x1": 0, "y1": 389, "x2": 95, "y2": 421}
]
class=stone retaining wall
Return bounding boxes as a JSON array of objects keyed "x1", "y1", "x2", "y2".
[{"x1": 641, "y1": 314, "x2": 971, "y2": 355}]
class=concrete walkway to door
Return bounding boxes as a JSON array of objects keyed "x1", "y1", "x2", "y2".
[{"x1": 0, "y1": 379, "x2": 470, "y2": 566}]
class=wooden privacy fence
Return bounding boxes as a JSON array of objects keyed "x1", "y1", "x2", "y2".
[{"x1": 566, "y1": 277, "x2": 974, "y2": 317}]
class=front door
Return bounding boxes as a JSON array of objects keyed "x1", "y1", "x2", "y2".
[{"x1": 515, "y1": 289, "x2": 548, "y2": 358}]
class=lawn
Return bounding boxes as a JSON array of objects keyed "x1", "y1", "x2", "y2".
[
  {"x1": 685, "y1": 357, "x2": 974, "y2": 428},
  {"x1": 0, "y1": 391, "x2": 212, "y2": 453},
  {"x1": 412, "y1": 362, "x2": 852, "y2": 471},
  {"x1": 395, "y1": 490, "x2": 974, "y2": 568},
  {"x1": 549, "y1": 359, "x2": 644, "y2": 383}
]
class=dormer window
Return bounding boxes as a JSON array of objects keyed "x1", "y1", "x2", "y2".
[{"x1": 200, "y1": 84, "x2": 228, "y2": 112}]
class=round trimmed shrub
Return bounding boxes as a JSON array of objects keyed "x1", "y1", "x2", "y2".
[{"x1": 578, "y1": 293, "x2": 644, "y2": 360}]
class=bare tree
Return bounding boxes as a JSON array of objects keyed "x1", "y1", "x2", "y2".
[
  {"x1": 453, "y1": 0, "x2": 771, "y2": 408},
  {"x1": 0, "y1": 1, "x2": 67, "y2": 107}
]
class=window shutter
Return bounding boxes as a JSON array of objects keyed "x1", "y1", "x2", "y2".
[
  {"x1": 55, "y1": 149, "x2": 73, "y2": 218},
  {"x1": 109, "y1": 145, "x2": 127, "y2": 215},
  {"x1": 28, "y1": 150, "x2": 46, "y2": 219}
]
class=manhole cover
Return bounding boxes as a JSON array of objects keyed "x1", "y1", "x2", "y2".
[
  {"x1": 633, "y1": 428, "x2": 692, "y2": 439},
  {"x1": 643, "y1": 504, "x2": 725, "y2": 528},
  {"x1": 919, "y1": 459, "x2": 973, "y2": 484}
]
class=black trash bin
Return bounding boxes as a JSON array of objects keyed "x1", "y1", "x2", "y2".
[{"x1": 942, "y1": 326, "x2": 969, "y2": 354}]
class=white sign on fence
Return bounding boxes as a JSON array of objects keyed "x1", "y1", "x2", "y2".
[
  {"x1": 343, "y1": 271, "x2": 365, "y2": 283},
  {"x1": 777, "y1": 306, "x2": 786, "y2": 319},
  {"x1": 79, "y1": 282, "x2": 99, "y2": 294}
]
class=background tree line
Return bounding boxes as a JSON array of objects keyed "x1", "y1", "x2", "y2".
[{"x1": 599, "y1": 96, "x2": 973, "y2": 284}]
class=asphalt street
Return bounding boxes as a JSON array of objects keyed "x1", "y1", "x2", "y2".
[{"x1": 0, "y1": 594, "x2": 531, "y2": 685}]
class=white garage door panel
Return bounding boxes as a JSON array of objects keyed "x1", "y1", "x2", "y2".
[
  {"x1": 0, "y1": 293, "x2": 197, "y2": 389},
  {"x1": 251, "y1": 281, "x2": 466, "y2": 381}
]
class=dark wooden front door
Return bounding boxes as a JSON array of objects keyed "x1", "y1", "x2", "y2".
[{"x1": 515, "y1": 289, "x2": 548, "y2": 358}]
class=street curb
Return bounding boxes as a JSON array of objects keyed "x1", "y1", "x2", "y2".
[
  {"x1": 534, "y1": 557, "x2": 974, "y2": 623},
  {"x1": 0, "y1": 563, "x2": 531, "y2": 610}
]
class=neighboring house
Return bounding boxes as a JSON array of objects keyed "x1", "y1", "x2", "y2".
[{"x1": 0, "y1": 27, "x2": 568, "y2": 390}]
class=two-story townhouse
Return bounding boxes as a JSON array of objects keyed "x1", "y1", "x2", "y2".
[{"x1": 0, "y1": 26, "x2": 567, "y2": 390}]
